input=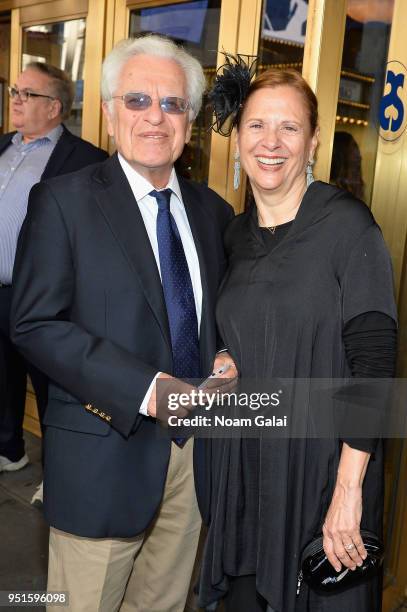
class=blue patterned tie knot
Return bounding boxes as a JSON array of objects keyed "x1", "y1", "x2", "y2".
[{"x1": 150, "y1": 188, "x2": 172, "y2": 212}]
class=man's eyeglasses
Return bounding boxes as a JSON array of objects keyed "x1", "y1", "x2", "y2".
[
  {"x1": 111, "y1": 92, "x2": 189, "y2": 115},
  {"x1": 8, "y1": 86, "x2": 56, "y2": 103}
]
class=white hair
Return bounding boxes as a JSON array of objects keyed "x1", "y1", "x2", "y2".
[{"x1": 101, "y1": 35, "x2": 206, "y2": 120}]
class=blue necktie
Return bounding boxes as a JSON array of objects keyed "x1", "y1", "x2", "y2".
[{"x1": 152, "y1": 189, "x2": 200, "y2": 379}]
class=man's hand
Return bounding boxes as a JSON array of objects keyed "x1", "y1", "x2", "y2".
[
  {"x1": 147, "y1": 372, "x2": 197, "y2": 422},
  {"x1": 213, "y1": 351, "x2": 238, "y2": 376}
]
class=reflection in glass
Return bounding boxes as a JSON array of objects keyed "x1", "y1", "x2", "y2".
[
  {"x1": 330, "y1": 0, "x2": 394, "y2": 206},
  {"x1": 129, "y1": 1, "x2": 221, "y2": 184},
  {"x1": 22, "y1": 19, "x2": 86, "y2": 136},
  {"x1": 258, "y1": 0, "x2": 308, "y2": 73},
  {"x1": 330, "y1": 131, "x2": 365, "y2": 200}
]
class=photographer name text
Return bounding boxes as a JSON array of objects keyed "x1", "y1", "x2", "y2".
[{"x1": 168, "y1": 414, "x2": 288, "y2": 428}]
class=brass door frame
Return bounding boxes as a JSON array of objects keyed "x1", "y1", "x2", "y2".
[
  {"x1": 8, "y1": 7, "x2": 21, "y2": 125},
  {"x1": 371, "y1": 1, "x2": 407, "y2": 607},
  {"x1": 16, "y1": 0, "x2": 87, "y2": 24},
  {"x1": 208, "y1": 0, "x2": 263, "y2": 213},
  {"x1": 302, "y1": 0, "x2": 347, "y2": 182},
  {"x1": 382, "y1": 441, "x2": 407, "y2": 609},
  {"x1": 0, "y1": 0, "x2": 54, "y2": 9},
  {"x1": 81, "y1": 0, "x2": 107, "y2": 145},
  {"x1": 370, "y1": 0, "x2": 407, "y2": 298}
]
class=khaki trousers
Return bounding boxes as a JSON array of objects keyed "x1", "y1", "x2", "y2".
[{"x1": 47, "y1": 439, "x2": 201, "y2": 612}]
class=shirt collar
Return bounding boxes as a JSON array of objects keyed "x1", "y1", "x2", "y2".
[
  {"x1": 117, "y1": 152, "x2": 183, "y2": 205},
  {"x1": 11, "y1": 123, "x2": 63, "y2": 147}
]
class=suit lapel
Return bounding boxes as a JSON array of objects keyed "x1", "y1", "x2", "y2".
[
  {"x1": 41, "y1": 125, "x2": 75, "y2": 179},
  {"x1": 92, "y1": 154, "x2": 172, "y2": 351}
]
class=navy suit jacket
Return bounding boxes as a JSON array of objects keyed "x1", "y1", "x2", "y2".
[{"x1": 11, "y1": 154, "x2": 234, "y2": 537}]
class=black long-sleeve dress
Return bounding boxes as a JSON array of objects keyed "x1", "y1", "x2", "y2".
[{"x1": 198, "y1": 181, "x2": 397, "y2": 612}]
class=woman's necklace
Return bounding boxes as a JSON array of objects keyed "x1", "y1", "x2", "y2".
[
  {"x1": 257, "y1": 186, "x2": 307, "y2": 234},
  {"x1": 265, "y1": 224, "x2": 276, "y2": 235},
  {"x1": 257, "y1": 210, "x2": 276, "y2": 234}
]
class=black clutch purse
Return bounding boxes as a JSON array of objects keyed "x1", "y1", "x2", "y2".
[{"x1": 297, "y1": 529, "x2": 384, "y2": 594}]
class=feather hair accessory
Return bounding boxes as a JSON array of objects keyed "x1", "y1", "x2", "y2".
[{"x1": 209, "y1": 53, "x2": 257, "y2": 136}]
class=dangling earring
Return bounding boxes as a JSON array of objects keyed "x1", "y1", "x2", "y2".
[
  {"x1": 306, "y1": 159, "x2": 315, "y2": 188},
  {"x1": 234, "y1": 151, "x2": 241, "y2": 191}
]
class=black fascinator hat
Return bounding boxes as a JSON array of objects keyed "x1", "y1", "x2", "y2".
[{"x1": 209, "y1": 53, "x2": 257, "y2": 136}]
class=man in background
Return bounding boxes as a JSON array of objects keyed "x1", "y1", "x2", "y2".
[{"x1": 0, "y1": 63, "x2": 108, "y2": 491}]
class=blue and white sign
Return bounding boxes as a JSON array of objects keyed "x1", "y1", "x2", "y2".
[
  {"x1": 379, "y1": 60, "x2": 407, "y2": 141},
  {"x1": 262, "y1": 0, "x2": 308, "y2": 45}
]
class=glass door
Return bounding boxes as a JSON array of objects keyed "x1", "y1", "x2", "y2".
[
  {"x1": 329, "y1": 0, "x2": 394, "y2": 206},
  {"x1": 8, "y1": 0, "x2": 105, "y2": 146},
  {"x1": 260, "y1": 0, "x2": 308, "y2": 72},
  {"x1": 22, "y1": 19, "x2": 86, "y2": 136},
  {"x1": 127, "y1": 0, "x2": 222, "y2": 184},
  {"x1": 242, "y1": 0, "x2": 310, "y2": 210}
]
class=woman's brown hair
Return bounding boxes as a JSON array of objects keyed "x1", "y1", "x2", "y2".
[{"x1": 236, "y1": 68, "x2": 319, "y2": 134}]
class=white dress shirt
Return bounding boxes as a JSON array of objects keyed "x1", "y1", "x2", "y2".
[{"x1": 117, "y1": 153, "x2": 203, "y2": 415}]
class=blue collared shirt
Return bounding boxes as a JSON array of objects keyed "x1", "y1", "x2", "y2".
[{"x1": 0, "y1": 124, "x2": 63, "y2": 284}]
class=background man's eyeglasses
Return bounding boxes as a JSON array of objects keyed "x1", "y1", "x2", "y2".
[
  {"x1": 112, "y1": 92, "x2": 189, "y2": 115},
  {"x1": 8, "y1": 86, "x2": 56, "y2": 103}
]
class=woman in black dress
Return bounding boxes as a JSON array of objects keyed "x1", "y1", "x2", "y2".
[{"x1": 198, "y1": 64, "x2": 397, "y2": 611}]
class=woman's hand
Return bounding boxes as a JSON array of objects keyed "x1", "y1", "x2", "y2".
[
  {"x1": 203, "y1": 351, "x2": 238, "y2": 393},
  {"x1": 322, "y1": 443, "x2": 370, "y2": 572},
  {"x1": 212, "y1": 351, "x2": 238, "y2": 379}
]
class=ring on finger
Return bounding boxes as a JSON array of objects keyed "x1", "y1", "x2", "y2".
[{"x1": 345, "y1": 543, "x2": 355, "y2": 551}]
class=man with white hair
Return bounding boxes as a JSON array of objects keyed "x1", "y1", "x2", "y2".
[{"x1": 11, "y1": 35, "x2": 235, "y2": 611}]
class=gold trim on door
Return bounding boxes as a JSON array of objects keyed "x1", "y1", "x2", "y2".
[
  {"x1": 81, "y1": 0, "x2": 107, "y2": 146},
  {"x1": 0, "y1": 0, "x2": 54, "y2": 9},
  {"x1": 302, "y1": 0, "x2": 347, "y2": 182},
  {"x1": 370, "y1": 0, "x2": 407, "y2": 298},
  {"x1": 8, "y1": 8, "x2": 21, "y2": 133},
  {"x1": 370, "y1": 2, "x2": 407, "y2": 608},
  {"x1": 208, "y1": 0, "x2": 263, "y2": 212},
  {"x1": 19, "y1": 0, "x2": 87, "y2": 25}
]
